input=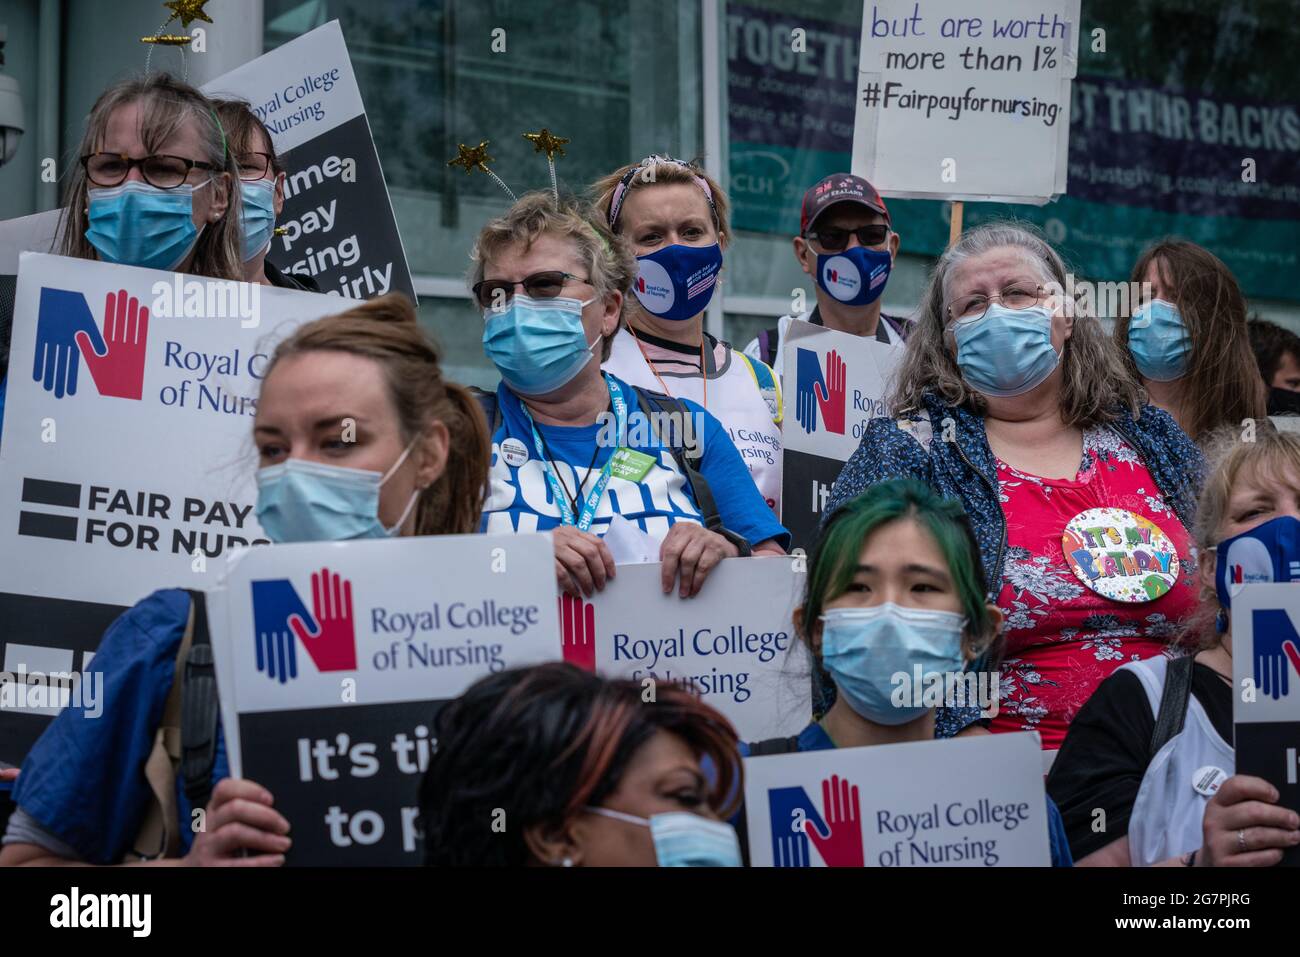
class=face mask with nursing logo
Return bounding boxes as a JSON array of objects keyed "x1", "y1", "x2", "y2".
[
  {"x1": 1127, "y1": 299, "x2": 1192, "y2": 382},
  {"x1": 240, "y1": 178, "x2": 278, "y2": 262},
  {"x1": 632, "y1": 243, "x2": 723, "y2": 322},
  {"x1": 585, "y1": 806, "x2": 742, "y2": 867},
  {"x1": 819, "y1": 602, "x2": 967, "y2": 726},
  {"x1": 254, "y1": 441, "x2": 420, "y2": 543},
  {"x1": 1211, "y1": 515, "x2": 1300, "y2": 614},
  {"x1": 953, "y1": 302, "x2": 1060, "y2": 398},
  {"x1": 482, "y1": 295, "x2": 599, "y2": 396},
  {"x1": 86, "y1": 179, "x2": 209, "y2": 271},
  {"x1": 816, "y1": 245, "x2": 892, "y2": 306}
]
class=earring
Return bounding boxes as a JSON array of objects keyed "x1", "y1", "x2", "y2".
[{"x1": 561, "y1": 857, "x2": 574, "y2": 868}]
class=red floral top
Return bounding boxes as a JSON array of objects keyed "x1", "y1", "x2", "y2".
[{"x1": 987, "y1": 427, "x2": 1200, "y2": 748}]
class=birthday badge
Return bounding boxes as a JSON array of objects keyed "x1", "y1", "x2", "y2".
[{"x1": 1062, "y1": 507, "x2": 1180, "y2": 602}]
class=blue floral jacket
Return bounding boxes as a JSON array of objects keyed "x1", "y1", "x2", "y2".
[{"x1": 823, "y1": 392, "x2": 1205, "y2": 734}]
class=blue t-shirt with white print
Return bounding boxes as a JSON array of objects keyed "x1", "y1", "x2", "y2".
[{"x1": 481, "y1": 373, "x2": 789, "y2": 550}]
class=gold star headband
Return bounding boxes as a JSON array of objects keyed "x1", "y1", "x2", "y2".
[
  {"x1": 447, "y1": 128, "x2": 571, "y2": 203},
  {"x1": 140, "y1": 0, "x2": 214, "y2": 74}
]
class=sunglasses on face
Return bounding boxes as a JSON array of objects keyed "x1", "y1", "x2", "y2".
[
  {"x1": 472, "y1": 271, "x2": 592, "y2": 310},
  {"x1": 81, "y1": 152, "x2": 218, "y2": 190},
  {"x1": 805, "y1": 224, "x2": 890, "y2": 252}
]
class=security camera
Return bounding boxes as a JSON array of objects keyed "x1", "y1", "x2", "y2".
[{"x1": 0, "y1": 26, "x2": 25, "y2": 168}]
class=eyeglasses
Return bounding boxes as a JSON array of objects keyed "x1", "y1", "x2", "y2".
[
  {"x1": 472, "y1": 271, "x2": 593, "y2": 310},
  {"x1": 81, "y1": 152, "x2": 219, "y2": 190},
  {"x1": 805, "y1": 224, "x2": 890, "y2": 252},
  {"x1": 235, "y1": 152, "x2": 276, "y2": 182},
  {"x1": 947, "y1": 283, "x2": 1047, "y2": 323}
]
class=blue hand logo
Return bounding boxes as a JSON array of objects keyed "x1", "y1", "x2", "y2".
[
  {"x1": 1252, "y1": 608, "x2": 1300, "y2": 700},
  {"x1": 767, "y1": 785, "x2": 828, "y2": 867},
  {"x1": 33, "y1": 288, "x2": 106, "y2": 398},
  {"x1": 251, "y1": 579, "x2": 318, "y2": 684},
  {"x1": 795, "y1": 348, "x2": 826, "y2": 435}
]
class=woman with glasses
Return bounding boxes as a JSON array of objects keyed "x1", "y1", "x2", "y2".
[
  {"x1": 473, "y1": 192, "x2": 787, "y2": 600},
  {"x1": 743, "y1": 173, "x2": 909, "y2": 379},
  {"x1": 58, "y1": 73, "x2": 241, "y2": 279},
  {"x1": 593, "y1": 156, "x2": 784, "y2": 515},
  {"x1": 827, "y1": 223, "x2": 1204, "y2": 748},
  {"x1": 212, "y1": 99, "x2": 320, "y2": 292}
]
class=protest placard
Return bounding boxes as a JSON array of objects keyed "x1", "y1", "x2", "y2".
[
  {"x1": 0, "y1": 252, "x2": 338, "y2": 764},
  {"x1": 744, "y1": 730, "x2": 1050, "y2": 866},
  {"x1": 202, "y1": 20, "x2": 415, "y2": 301},
  {"x1": 780, "y1": 321, "x2": 901, "y2": 551},
  {"x1": 211, "y1": 533, "x2": 561, "y2": 865},
  {"x1": 1232, "y1": 583, "x2": 1300, "y2": 866},
  {"x1": 558, "y1": 556, "x2": 809, "y2": 741},
  {"x1": 852, "y1": 0, "x2": 1080, "y2": 203}
]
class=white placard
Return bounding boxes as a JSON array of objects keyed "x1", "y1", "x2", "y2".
[
  {"x1": 211, "y1": 534, "x2": 562, "y2": 865},
  {"x1": 852, "y1": 0, "x2": 1080, "y2": 203},
  {"x1": 560, "y1": 557, "x2": 810, "y2": 741},
  {"x1": 1232, "y1": 584, "x2": 1300, "y2": 725},
  {"x1": 744, "y1": 731, "x2": 1050, "y2": 866}
]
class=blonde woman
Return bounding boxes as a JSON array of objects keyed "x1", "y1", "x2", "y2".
[{"x1": 1049, "y1": 426, "x2": 1300, "y2": 866}]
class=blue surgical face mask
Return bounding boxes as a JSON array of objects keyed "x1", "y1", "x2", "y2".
[
  {"x1": 632, "y1": 243, "x2": 723, "y2": 322},
  {"x1": 953, "y1": 302, "x2": 1060, "y2": 398},
  {"x1": 586, "y1": 807, "x2": 742, "y2": 867},
  {"x1": 240, "y1": 177, "x2": 278, "y2": 263},
  {"x1": 1128, "y1": 299, "x2": 1192, "y2": 382},
  {"x1": 483, "y1": 294, "x2": 599, "y2": 396},
  {"x1": 254, "y1": 442, "x2": 419, "y2": 544},
  {"x1": 86, "y1": 179, "x2": 208, "y2": 271},
  {"x1": 1212, "y1": 515, "x2": 1300, "y2": 616},
  {"x1": 820, "y1": 603, "x2": 967, "y2": 726},
  {"x1": 816, "y1": 245, "x2": 892, "y2": 306}
]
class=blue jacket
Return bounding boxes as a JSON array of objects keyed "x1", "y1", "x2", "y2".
[{"x1": 826, "y1": 393, "x2": 1205, "y2": 595}]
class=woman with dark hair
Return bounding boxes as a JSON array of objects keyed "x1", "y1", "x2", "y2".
[
  {"x1": 743, "y1": 478, "x2": 1071, "y2": 866},
  {"x1": 1, "y1": 295, "x2": 490, "y2": 866},
  {"x1": 419, "y1": 662, "x2": 744, "y2": 866},
  {"x1": 829, "y1": 223, "x2": 1205, "y2": 747},
  {"x1": 211, "y1": 98, "x2": 319, "y2": 292},
  {"x1": 1118, "y1": 240, "x2": 1266, "y2": 442}
]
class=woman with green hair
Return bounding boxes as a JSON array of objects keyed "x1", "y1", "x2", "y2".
[{"x1": 743, "y1": 478, "x2": 1072, "y2": 866}]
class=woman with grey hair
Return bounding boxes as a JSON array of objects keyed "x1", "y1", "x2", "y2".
[
  {"x1": 827, "y1": 222, "x2": 1204, "y2": 746},
  {"x1": 473, "y1": 192, "x2": 787, "y2": 601}
]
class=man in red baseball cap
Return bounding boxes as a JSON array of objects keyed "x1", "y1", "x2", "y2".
[{"x1": 744, "y1": 173, "x2": 907, "y2": 377}]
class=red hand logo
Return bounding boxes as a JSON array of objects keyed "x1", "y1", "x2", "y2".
[
  {"x1": 75, "y1": 290, "x2": 149, "y2": 400},
  {"x1": 559, "y1": 593, "x2": 596, "y2": 671},
  {"x1": 813, "y1": 349, "x2": 846, "y2": 435},
  {"x1": 289, "y1": 567, "x2": 357, "y2": 672},
  {"x1": 804, "y1": 774, "x2": 864, "y2": 867},
  {"x1": 1284, "y1": 639, "x2": 1300, "y2": 677}
]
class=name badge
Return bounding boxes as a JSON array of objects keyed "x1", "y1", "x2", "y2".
[
  {"x1": 609, "y1": 447, "x2": 656, "y2": 483},
  {"x1": 1061, "y1": 507, "x2": 1180, "y2": 602}
]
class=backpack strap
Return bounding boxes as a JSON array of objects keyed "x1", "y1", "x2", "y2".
[
  {"x1": 1149, "y1": 654, "x2": 1194, "y2": 761},
  {"x1": 181, "y1": 590, "x2": 218, "y2": 813},
  {"x1": 758, "y1": 326, "x2": 780, "y2": 368},
  {"x1": 632, "y1": 387, "x2": 723, "y2": 533},
  {"x1": 131, "y1": 595, "x2": 198, "y2": 860},
  {"x1": 738, "y1": 352, "x2": 783, "y2": 425},
  {"x1": 471, "y1": 387, "x2": 502, "y2": 433}
]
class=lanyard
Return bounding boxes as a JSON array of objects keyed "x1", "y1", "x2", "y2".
[{"x1": 522, "y1": 375, "x2": 627, "y2": 531}]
